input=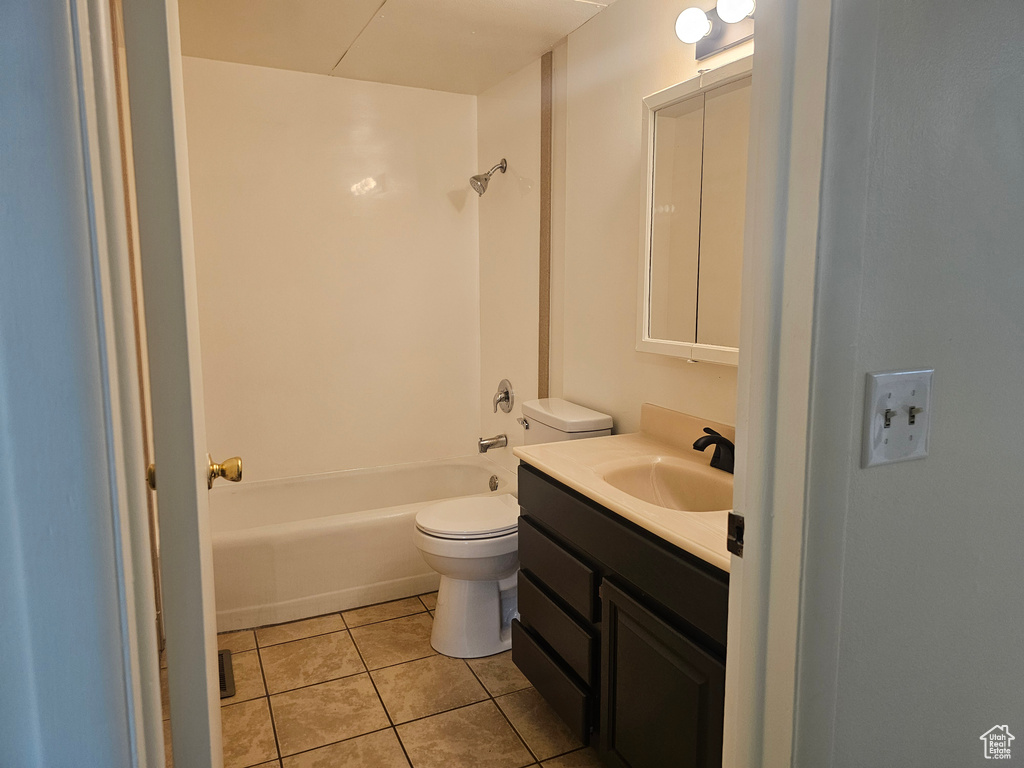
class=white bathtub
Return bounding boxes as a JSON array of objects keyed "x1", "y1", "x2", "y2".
[{"x1": 210, "y1": 455, "x2": 517, "y2": 631}]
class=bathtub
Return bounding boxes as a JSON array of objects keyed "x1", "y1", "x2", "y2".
[{"x1": 210, "y1": 455, "x2": 518, "y2": 631}]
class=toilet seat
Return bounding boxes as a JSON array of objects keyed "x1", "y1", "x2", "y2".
[{"x1": 415, "y1": 493, "x2": 520, "y2": 540}]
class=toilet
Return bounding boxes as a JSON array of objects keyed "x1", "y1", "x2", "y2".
[{"x1": 414, "y1": 398, "x2": 612, "y2": 658}]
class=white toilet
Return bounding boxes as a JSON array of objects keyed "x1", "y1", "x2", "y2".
[{"x1": 414, "y1": 398, "x2": 612, "y2": 658}]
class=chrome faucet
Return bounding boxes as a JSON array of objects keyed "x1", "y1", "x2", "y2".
[{"x1": 478, "y1": 434, "x2": 508, "y2": 453}]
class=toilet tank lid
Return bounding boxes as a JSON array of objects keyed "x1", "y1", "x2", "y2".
[{"x1": 521, "y1": 398, "x2": 613, "y2": 433}]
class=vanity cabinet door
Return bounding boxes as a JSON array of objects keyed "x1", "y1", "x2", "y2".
[{"x1": 600, "y1": 580, "x2": 725, "y2": 768}]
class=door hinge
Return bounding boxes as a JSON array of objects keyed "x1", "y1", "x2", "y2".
[{"x1": 727, "y1": 512, "x2": 744, "y2": 557}]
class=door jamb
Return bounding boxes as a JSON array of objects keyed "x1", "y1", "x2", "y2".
[
  {"x1": 70, "y1": 0, "x2": 164, "y2": 763},
  {"x1": 724, "y1": 0, "x2": 833, "y2": 766}
]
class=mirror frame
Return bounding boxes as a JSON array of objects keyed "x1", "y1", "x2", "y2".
[{"x1": 636, "y1": 55, "x2": 753, "y2": 366}]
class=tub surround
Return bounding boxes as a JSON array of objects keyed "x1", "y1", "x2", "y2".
[{"x1": 513, "y1": 403, "x2": 733, "y2": 571}]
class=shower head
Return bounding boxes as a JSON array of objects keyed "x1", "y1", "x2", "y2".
[{"x1": 471, "y1": 158, "x2": 507, "y2": 196}]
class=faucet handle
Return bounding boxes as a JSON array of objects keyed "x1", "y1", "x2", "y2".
[{"x1": 493, "y1": 379, "x2": 514, "y2": 414}]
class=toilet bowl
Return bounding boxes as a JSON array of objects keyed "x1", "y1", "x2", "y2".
[{"x1": 414, "y1": 493, "x2": 520, "y2": 658}]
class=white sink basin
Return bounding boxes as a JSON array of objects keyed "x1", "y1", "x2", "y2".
[{"x1": 601, "y1": 457, "x2": 733, "y2": 512}]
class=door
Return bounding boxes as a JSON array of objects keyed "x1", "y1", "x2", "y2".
[
  {"x1": 121, "y1": 1, "x2": 223, "y2": 764},
  {"x1": 600, "y1": 580, "x2": 725, "y2": 768}
]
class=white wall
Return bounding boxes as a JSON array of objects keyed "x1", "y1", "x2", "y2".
[
  {"x1": 553, "y1": 0, "x2": 752, "y2": 432},
  {"x1": 795, "y1": 1, "x2": 1024, "y2": 765},
  {"x1": 182, "y1": 58, "x2": 481, "y2": 482},
  {"x1": 477, "y1": 59, "x2": 542, "y2": 472},
  {"x1": 0, "y1": 3, "x2": 133, "y2": 763}
]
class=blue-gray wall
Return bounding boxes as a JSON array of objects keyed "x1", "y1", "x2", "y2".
[
  {"x1": 797, "y1": 1, "x2": 1024, "y2": 764},
  {"x1": 0, "y1": 2, "x2": 133, "y2": 764}
]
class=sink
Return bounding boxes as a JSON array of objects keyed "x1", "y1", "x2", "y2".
[{"x1": 601, "y1": 458, "x2": 733, "y2": 512}]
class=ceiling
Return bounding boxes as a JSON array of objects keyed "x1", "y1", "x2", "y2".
[{"x1": 178, "y1": 0, "x2": 616, "y2": 95}]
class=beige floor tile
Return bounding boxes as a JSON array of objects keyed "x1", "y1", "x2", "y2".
[
  {"x1": 497, "y1": 688, "x2": 582, "y2": 761},
  {"x1": 163, "y1": 717, "x2": 173, "y2": 768},
  {"x1": 261, "y1": 631, "x2": 364, "y2": 694},
  {"x1": 219, "y1": 629, "x2": 257, "y2": 654},
  {"x1": 343, "y1": 597, "x2": 426, "y2": 628},
  {"x1": 282, "y1": 728, "x2": 409, "y2": 768},
  {"x1": 271, "y1": 673, "x2": 390, "y2": 757},
  {"x1": 257, "y1": 614, "x2": 345, "y2": 647},
  {"x1": 397, "y1": 700, "x2": 533, "y2": 768},
  {"x1": 221, "y1": 698, "x2": 278, "y2": 768},
  {"x1": 350, "y1": 613, "x2": 435, "y2": 670},
  {"x1": 418, "y1": 592, "x2": 438, "y2": 611},
  {"x1": 467, "y1": 651, "x2": 531, "y2": 697},
  {"x1": 371, "y1": 655, "x2": 487, "y2": 723},
  {"x1": 221, "y1": 649, "x2": 266, "y2": 706},
  {"x1": 540, "y1": 748, "x2": 603, "y2": 768}
]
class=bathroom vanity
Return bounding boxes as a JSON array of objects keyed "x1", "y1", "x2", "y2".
[{"x1": 512, "y1": 405, "x2": 732, "y2": 768}]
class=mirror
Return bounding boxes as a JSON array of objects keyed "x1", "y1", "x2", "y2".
[{"x1": 636, "y1": 56, "x2": 752, "y2": 365}]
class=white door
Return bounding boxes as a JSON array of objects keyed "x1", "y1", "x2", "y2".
[{"x1": 121, "y1": 1, "x2": 224, "y2": 765}]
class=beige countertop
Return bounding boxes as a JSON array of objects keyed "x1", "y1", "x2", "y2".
[{"x1": 513, "y1": 404, "x2": 734, "y2": 572}]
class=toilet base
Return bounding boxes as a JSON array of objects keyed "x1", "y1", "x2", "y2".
[{"x1": 430, "y1": 573, "x2": 517, "y2": 658}]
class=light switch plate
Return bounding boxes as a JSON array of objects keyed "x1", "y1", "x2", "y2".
[{"x1": 862, "y1": 369, "x2": 934, "y2": 468}]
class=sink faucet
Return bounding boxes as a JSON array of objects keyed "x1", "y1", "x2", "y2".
[
  {"x1": 479, "y1": 434, "x2": 508, "y2": 453},
  {"x1": 692, "y1": 427, "x2": 735, "y2": 474}
]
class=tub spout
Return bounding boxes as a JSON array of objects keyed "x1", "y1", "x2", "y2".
[{"x1": 478, "y1": 434, "x2": 508, "y2": 453}]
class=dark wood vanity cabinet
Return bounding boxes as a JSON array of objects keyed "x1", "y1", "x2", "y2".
[{"x1": 513, "y1": 463, "x2": 729, "y2": 768}]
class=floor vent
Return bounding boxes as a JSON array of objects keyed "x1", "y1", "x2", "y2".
[{"x1": 218, "y1": 649, "x2": 235, "y2": 699}]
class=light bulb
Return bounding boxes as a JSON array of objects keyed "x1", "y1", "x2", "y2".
[
  {"x1": 675, "y1": 8, "x2": 712, "y2": 44},
  {"x1": 716, "y1": 0, "x2": 755, "y2": 24}
]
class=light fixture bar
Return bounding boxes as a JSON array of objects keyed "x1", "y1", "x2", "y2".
[{"x1": 695, "y1": 7, "x2": 754, "y2": 60}]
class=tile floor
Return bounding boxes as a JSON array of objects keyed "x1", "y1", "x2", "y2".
[{"x1": 161, "y1": 592, "x2": 603, "y2": 768}]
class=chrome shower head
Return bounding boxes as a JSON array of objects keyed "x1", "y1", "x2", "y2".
[{"x1": 471, "y1": 158, "x2": 507, "y2": 196}]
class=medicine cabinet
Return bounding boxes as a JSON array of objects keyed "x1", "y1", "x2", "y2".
[{"x1": 636, "y1": 56, "x2": 752, "y2": 365}]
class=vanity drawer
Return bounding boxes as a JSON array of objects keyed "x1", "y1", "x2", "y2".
[
  {"x1": 519, "y1": 463, "x2": 729, "y2": 651},
  {"x1": 518, "y1": 515, "x2": 599, "y2": 623},
  {"x1": 511, "y1": 619, "x2": 591, "y2": 742},
  {"x1": 518, "y1": 570, "x2": 597, "y2": 685}
]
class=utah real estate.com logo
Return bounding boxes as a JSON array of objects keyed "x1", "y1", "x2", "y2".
[{"x1": 980, "y1": 725, "x2": 1015, "y2": 760}]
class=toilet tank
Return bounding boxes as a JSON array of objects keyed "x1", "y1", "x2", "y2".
[{"x1": 521, "y1": 398, "x2": 613, "y2": 445}]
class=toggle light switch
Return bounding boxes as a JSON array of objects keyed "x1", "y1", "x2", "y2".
[{"x1": 862, "y1": 369, "x2": 934, "y2": 468}]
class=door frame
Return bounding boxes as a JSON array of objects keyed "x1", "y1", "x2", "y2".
[
  {"x1": 723, "y1": 0, "x2": 833, "y2": 766},
  {"x1": 87, "y1": 0, "x2": 838, "y2": 764},
  {"x1": 67, "y1": 0, "x2": 165, "y2": 763}
]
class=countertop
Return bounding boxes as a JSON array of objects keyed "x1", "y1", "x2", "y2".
[{"x1": 513, "y1": 404, "x2": 734, "y2": 572}]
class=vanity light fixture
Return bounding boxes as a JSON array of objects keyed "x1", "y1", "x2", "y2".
[
  {"x1": 676, "y1": 4, "x2": 754, "y2": 60},
  {"x1": 675, "y1": 7, "x2": 712, "y2": 44},
  {"x1": 716, "y1": 0, "x2": 754, "y2": 24}
]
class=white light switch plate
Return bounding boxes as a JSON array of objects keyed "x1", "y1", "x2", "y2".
[{"x1": 862, "y1": 369, "x2": 934, "y2": 468}]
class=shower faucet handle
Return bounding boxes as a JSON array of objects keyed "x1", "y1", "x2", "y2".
[{"x1": 493, "y1": 379, "x2": 514, "y2": 414}]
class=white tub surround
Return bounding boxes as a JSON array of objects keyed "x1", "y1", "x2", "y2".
[
  {"x1": 513, "y1": 404, "x2": 734, "y2": 571},
  {"x1": 210, "y1": 456, "x2": 516, "y2": 631}
]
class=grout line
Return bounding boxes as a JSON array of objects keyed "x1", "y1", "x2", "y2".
[
  {"x1": 347, "y1": 625, "x2": 416, "y2": 768},
  {"x1": 256, "y1": 645, "x2": 284, "y2": 765},
  {"x1": 345, "y1": 609, "x2": 428, "y2": 632},
  {"x1": 492, "y1": 694, "x2": 541, "y2": 764},
  {"x1": 271, "y1": 725, "x2": 397, "y2": 763},
  {"x1": 258, "y1": 626, "x2": 350, "y2": 652},
  {"x1": 253, "y1": 612, "x2": 345, "y2": 649}
]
